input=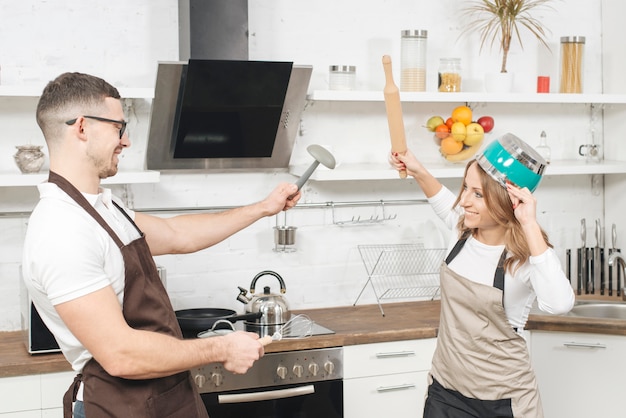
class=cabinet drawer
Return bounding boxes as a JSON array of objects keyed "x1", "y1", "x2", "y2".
[
  {"x1": 344, "y1": 339, "x2": 436, "y2": 379},
  {"x1": 344, "y1": 371, "x2": 428, "y2": 418},
  {"x1": 0, "y1": 374, "x2": 41, "y2": 413}
]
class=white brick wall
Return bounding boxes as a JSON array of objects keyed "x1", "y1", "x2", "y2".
[{"x1": 0, "y1": 0, "x2": 620, "y2": 331}]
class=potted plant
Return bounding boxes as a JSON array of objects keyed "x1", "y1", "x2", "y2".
[{"x1": 461, "y1": 0, "x2": 553, "y2": 92}]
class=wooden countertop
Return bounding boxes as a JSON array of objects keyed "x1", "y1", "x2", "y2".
[
  {"x1": 3, "y1": 298, "x2": 626, "y2": 378},
  {"x1": 0, "y1": 301, "x2": 440, "y2": 378}
]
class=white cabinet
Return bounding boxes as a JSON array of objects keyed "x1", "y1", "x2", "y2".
[
  {"x1": 343, "y1": 339, "x2": 436, "y2": 418},
  {"x1": 0, "y1": 371, "x2": 74, "y2": 418},
  {"x1": 530, "y1": 331, "x2": 626, "y2": 418}
]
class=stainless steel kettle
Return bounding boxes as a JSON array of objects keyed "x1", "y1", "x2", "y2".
[{"x1": 237, "y1": 270, "x2": 290, "y2": 336}]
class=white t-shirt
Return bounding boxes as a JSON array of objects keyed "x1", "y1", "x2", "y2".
[
  {"x1": 22, "y1": 182, "x2": 140, "y2": 372},
  {"x1": 428, "y1": 187, "x2": 575, "y2": 330}
]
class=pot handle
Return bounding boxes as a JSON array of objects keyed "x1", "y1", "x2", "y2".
[{"x1": 250, "y1": 270, "x2": 286, "y2": 294}]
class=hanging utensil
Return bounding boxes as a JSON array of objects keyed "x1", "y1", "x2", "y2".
[
  {"x1": 259, "y1": 314, "x2": 315, "y2": 345},
  {"x1": 609, "y1": 224, "x2": 616, "y2": 296}
]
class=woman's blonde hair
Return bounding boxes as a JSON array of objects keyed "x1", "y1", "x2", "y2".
[{"x1": 453, "y1": 160, "x2": 553, "y2": 274}]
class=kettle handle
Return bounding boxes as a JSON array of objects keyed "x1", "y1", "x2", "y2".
[{"x1": 250, "y1": 270, "x2": 286, "y2": 294}]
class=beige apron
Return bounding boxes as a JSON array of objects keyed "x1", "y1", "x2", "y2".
[{"x1": 429, "y1": 236, "x2": 543, "y2": 417}]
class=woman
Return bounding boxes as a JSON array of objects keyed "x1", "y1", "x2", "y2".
[{"x1": 390, "y1": 135, "x2": 575, "y2": 418}]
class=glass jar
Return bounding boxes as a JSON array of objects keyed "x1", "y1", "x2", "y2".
[
  {"x1": 329, "y1": 65, "x2": 356, "y2": 91},
  {"x1": 400, "y1": 29, "x2": 427, "y2": 92},
  {"x1": 559, "y1": 36, "x2": 585, "y2": 93},
  {"x1": 438, "y1": 58, "x2": 461, "y2": 92}
]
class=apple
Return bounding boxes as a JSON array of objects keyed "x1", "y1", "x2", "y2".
[
  {"x1": 426, "y1": 116, "x2": 445, "y2": 132},
  {"x1": 450, "y1": 122, "x2": 466, "y2": 142},
  {"x1": 464, "y1": 123, "x2": 484, "y2": 146},
  {"x1": 477, "y1": 116, "x2": 495, "y2": 133}
]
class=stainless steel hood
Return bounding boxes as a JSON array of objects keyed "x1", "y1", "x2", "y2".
[{"x1": 146, "y1": 60, "x2": 312, "y2": 171}]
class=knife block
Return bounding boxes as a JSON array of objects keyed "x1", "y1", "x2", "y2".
[{"x1": 568, "y1": 247, "x2": 620, "y2": 296}]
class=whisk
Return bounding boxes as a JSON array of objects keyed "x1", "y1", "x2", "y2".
[{"x1": 259, "y1": 314, "x2": 315, "y2": 346}]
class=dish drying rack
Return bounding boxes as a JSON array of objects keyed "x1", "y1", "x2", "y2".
[{"x1": 354, "y1": 244, "x2": 447, "y2": 316}]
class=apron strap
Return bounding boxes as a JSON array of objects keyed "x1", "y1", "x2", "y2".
[
  {"x1": 62, "y1": 373, "x2": 82, "y2": 418},
  {"x1": 48, "y1": 171, "x2": 125, "y2": 249},
  {"x1": 445, "y1": 233, "x2": 508, "y2": 292}
]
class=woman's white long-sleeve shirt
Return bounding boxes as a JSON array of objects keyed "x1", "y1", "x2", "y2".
[{"x1": 429, "y1": 187, "x2": 575, "y2": 330}]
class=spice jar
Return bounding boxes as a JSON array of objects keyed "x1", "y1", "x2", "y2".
[
  {"x1": 329, "y1": 65, "x2": 356, "y2": 91},
  {"x1": 559, "y1": 36, "x2": 585, "y2": 93},
  {"x1": 438, "y1": 58, "x2": 461, "y2": 92},
  {"x1": 400, "y1": 29, "x2": 427, "y2": 92}
]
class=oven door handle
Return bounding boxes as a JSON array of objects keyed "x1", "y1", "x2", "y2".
[{"x1": 217, "y1": 385, "x2": 315, "y2": 404}]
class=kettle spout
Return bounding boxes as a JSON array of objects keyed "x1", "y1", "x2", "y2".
[{"x1": 236, "y1": 286, "x2": 252, "y2": 304}]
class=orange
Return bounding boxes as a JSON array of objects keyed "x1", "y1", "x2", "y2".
[
  {"x1": 451, "y1": 105, "x2": 473, "y2": 126},
  {"x1": 434, "y1": 124, "x2": 450, "y2": 139},
  {"x1": 445, "y1": 117, "x2": 454, "y2": 129},
  {"x1": 440, "y1": 137, "x2": 463, "y2": 155}
]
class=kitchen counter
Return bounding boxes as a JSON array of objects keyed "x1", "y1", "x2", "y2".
[{"x1": 3, "y1": 298, "x2": 626, "y2": 378}]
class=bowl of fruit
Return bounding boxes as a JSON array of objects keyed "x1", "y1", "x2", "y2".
[{"x1": 426, "y1": 106, "x2": 494, "y2": 164}]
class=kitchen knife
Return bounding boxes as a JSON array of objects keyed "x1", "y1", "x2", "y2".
[
  {"x1": 580, "y1": 219, "x2": 586, "y2": 294},
  {"x1": 615, "y1": 224, "x2": 622, "y2": 297},
  {"x1": 594, "y1": 218, "x2": 600, "y2": 295},
  {"x1": 609, "y1": 224, "x2": 615, "y2": 296},
  {"x1": 382, "y1": 55, "x2": 408, "y2": 179}
]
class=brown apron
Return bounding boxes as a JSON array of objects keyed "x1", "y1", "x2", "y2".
[
  {"x1": 50, "y1": 172, "x2": 208, "y2": 418},
  {"x1": 428, "y1": 236, "x2": 543, "y2": 417}
]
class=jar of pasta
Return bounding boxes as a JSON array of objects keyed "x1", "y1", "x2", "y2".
[
  {"x1": 559, "y1": 36, "x2": 585, "y2": 93},
  {"x1": 438, "y1": 58, "x2": 461, "y2": 92}
]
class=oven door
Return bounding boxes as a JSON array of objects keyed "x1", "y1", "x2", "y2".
[{"x1": 201, "y1": 380, "x2": 343, "y2": 418}]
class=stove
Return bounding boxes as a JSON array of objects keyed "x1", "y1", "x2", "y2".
[{"x1": 192, "y1": 323, "x2": 344, "y2": 417}]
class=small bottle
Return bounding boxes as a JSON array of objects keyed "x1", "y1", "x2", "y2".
[
  {"x1": 400, "y1": 30, "x2": 427, "y2": 92},
  {"x1": 536, "y1": 131, "x2": 551, "y2": 164},
  {"x1": 438, "y1": 58, "x2": 461, "y2": 92}
]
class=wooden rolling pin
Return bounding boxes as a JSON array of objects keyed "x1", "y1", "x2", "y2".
[{"x1": 382, "y1": 55, "x2": 408, "y2": 179}]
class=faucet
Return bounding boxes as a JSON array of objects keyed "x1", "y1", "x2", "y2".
[{"x1": 608, "y1": 251, "x2": 626, "y2": 300}]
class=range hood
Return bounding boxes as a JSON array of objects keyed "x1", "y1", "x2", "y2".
[{"x1": 146, "y1": 60, "x2": 312, "y2": 171}]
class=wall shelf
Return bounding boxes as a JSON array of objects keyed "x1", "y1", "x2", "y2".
[
  {"x1": 308, "y1": 90, "x2": 626, "y2": 105},
  {"x1": 0, "y1": 85, "x2": 154, "y2": 99},
  {"x1": 0, "y1": 170, "x2": 160, "y2": 187},
  {"x1": 289, "y1": 160, "x2": 626, "y2": 182}
]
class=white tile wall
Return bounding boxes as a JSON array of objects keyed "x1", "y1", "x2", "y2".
[{"x1": 0, "y1": 0, "x2": 621, "y2": 331}]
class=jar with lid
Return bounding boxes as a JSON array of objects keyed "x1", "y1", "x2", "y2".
[
  {"x1": 329, "y1": 65, "x2": 356, "y2": 91},
  {"x1": 438, "y1": 58, "x2": 461, "y2": 92},
  {"x1": 400, "y1": 29, "x2": 427, "y2": 92},
  {"x1": 559, "y1": 36, "x2": 585, "y2": 93}
]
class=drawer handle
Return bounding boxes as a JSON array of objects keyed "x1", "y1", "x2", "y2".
[
  {"x1": 563, "y1": 342, "x2": 607, "y2": 349},
  {"x1": 376, "y1": 383, "x2": 416, "y2": 393},
  {"x1": 375, "y1": 351, "x2": 416, "y2": 358}
]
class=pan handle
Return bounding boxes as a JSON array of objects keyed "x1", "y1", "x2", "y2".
[{"x1": 228, "y1": 311, "x2": 263, "y2": 323}]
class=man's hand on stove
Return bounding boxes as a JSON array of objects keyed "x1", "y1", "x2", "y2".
[{"x1": 217, "y1": 331, "x2": 264, "y2": 374}]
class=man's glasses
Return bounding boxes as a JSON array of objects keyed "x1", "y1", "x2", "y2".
[{"x1": 65, "y1": 115, "x2": 127, "y2": 139}]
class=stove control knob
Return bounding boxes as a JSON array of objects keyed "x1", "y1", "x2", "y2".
[
  {"x1": 293, "y1": 364, "x2": 304, "y2": 378},
  {"x1": 211, "y1": 372, "x2": 224, "y2": 387},
  {"x1": 324, "y1": 360, "x2": 335, "y2": 375},
  {"x1": 194, "y1": 374, "x2": 207, "y2": 388},
  {"x1": 308, "y1": 363, "x2": 319, "y2": 376},
  {"x1": 276, "y1": 365, "x2": 288, "y2": 380}
]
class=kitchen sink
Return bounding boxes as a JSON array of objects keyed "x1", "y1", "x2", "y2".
[{"x1": 567, "y1": 302, "x2": 626, "y2": 320}]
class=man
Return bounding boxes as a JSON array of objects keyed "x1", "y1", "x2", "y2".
[{"x1": 21, "y1": 72, "x2": 301, "y2": 418}]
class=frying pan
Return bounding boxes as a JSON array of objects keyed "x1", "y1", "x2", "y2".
[{"x1": 175, "y1": 308, "x2": 262, "y2": 338}]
